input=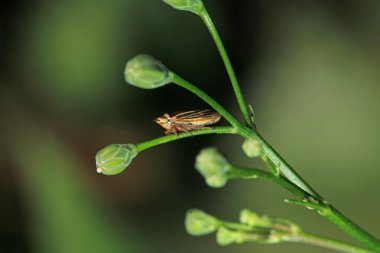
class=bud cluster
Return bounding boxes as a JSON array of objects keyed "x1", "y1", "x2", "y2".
[{"x1": 185, "y1": 209, "x2": 302, "y2": 246}]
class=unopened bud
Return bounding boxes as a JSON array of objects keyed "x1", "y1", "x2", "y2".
[
  {"x1": 185, "y1": 209, "x2": 218, "y2": 236},
  {"x1": 216, "y1": 228, "x2": 245, "y2": 246},
  {"x1": 95, "y1": 144, "x2": 138, "y2": 175},
  {"x1": 124, "y1": 55, "x2": 173, "y2": 89},
  {"x1": 242, "y1": 138, "x2": 261, "y2": 158},
  {"x1": 195, "y1": 148, "x2": 230, "y2": 188},
  {"x1": 239, "y1": 209, "x2": 272, "y2": 227}
]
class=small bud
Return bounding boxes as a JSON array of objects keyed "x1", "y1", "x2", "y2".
[
  {"x1": 240, "y1": 209, "x2": 260, "y2": 226},
  {"x1": 216, "y1": 228, "x2": 244, "y2": 246},
  {"x1": 195, "y1": 148, "x2": 230, "y2": 188},
  {"x1": 263, "y1": 232, "x2": 283, "y2": 244},
  {"x1": 124, "y1": 55, "x2": 173, "y2": 89},
  {"x1": 185, "y1": 209, "x2": 219, "y2": 236},
  {"x1": 95, "y1": 144, "x2": 138, "y2": 175},
  {"x1": 162, "y1": 0, "x2": 204, "y2": 15},
  {"x1": 242, "y1": 138, "x2": 261, "y2": 158},
  {"x1": 239, "y1": 209, "x2": 272, "y2": 227}
]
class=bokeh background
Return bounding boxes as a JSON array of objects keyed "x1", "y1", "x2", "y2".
[{"x1": 1, "y1": 0, "x2": 380, "y2": 252}]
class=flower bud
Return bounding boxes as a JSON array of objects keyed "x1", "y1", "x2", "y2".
[
  {"x1": 185, "y1": 209, "x2": 218, "y2": 236},
  {"x1": 95, "y1": 144, "x2": 138, "y2": 175},
  {"x1": 216, "y1": 228, "x2": 244, "y2": 246},
  {"x1": 195, "y1": 148, "x2": 230, "y2": 188},
  {"x1": 124, "y1": 55, "x2": 173, "y2": 89},
  {"x1": 162, "y1": 0, "x2": 204, "y2": 15},
  {"x1": 242, "y1": 138, "x2": 261, "y2": 158},
  {"x1": 240, "y1": 209, "x2": 260, "y2": 227},
  {"x1": 239, "y1": 209, "x2": 272, "y2": 227}
]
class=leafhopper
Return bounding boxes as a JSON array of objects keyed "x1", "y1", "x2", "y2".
[{"x1": 154, "y1": 109, "x2": 221, "y2": 135}]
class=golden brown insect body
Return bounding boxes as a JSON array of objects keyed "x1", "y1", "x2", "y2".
[{"x1": 154, "y1": 109, "x2": 221, "y2": 135}]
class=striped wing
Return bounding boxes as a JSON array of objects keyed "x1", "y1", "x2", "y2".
[{"x1": 171, "y1": 109, "x2": 221, "y2": 126}]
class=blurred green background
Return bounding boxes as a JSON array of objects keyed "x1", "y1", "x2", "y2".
[{"x1": 1, "y1": 0, "x2": 379, "y2": 252}]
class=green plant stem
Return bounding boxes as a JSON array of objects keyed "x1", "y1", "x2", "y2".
[
  {"x1": 284, "y1": 199, "x2": 325, "y2": 210},
  {"x1": 172, "y1": 74, "x2": 242, "y2": 128},
  {"x1": 237, "y1": 126, "x2": 320, "y2": 198},
  {"x1": 171, "y1": 74, "x2": 314, "y2": 195},
  {"x1": 197, "y1": 3, "x2": 319, "y2": 198},
  {"x1": 283, "y1": 232, "x2": 373, "y2": 253},
  {"x1": 244, "y1": 132, "x2": 380, "y2": 251},
  {"x1": 199, "y1": 7, "x2": 253, "y2": 128},
  {"x1": 228, "y1": 164, "x2": 380, "y2": 251},
  {"x1": 228, "y1": 165, "x2": 311, "y2": 200},
  {"x1": 219, "y1": 216, "x2": 371, "y2": 253},
  {"x1": 197, "y1": 3, "x2": 318, "y2": 197},
  {"x1": 136, "y1": 126, "x2": 236, "y2": 152},
  {"x1": 171, "y1": 75, "x2": 312, "y2": 195},
  {"x1": 169, "y1": 72, "x2": 380, "y2": 250},
  {"x1": 172, "y1": 70, "x2": 318, "y2": 199},
  {"x1": 215, "y1": 211, "x2": 371, "y2": 253},
  {"x1": 322, "y1": 206, "x2": 380, "y2": 252}
]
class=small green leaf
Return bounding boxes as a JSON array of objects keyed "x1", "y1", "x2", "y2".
[
  {"x1": 162, "y1": 0, "x2": 204, "y2": 15},
  {"x1": 124, "y1": 55, "x2": 173, "y2": 89},
  {"x1": 95, "y1": 144, "x2": 138, "y2": 175}
]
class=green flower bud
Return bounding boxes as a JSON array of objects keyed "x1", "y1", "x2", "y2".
[
  {"x1": 240, "y1": 209, "x2": 260, "y2": 227},
  {"x1": 242, "y1": 138, "x2": 261, "y2": 158},
  {"x1": 216, "y1": 228, "x2": 244, "y2": 246},
  {"x1": 239, "y1": 209, "x2": 272, "y2": 228},
  {"x1": 95, "y1": 144, "x2": 138, "y2": 175},
  {"x1": 265, "y1": 232, "x2": 283, "y2": 244},
  {"x1": 195, "y1": 148, "x2": 230, "y2": 188},
  {"x1": 124, "y1": 55, "x2": 173, "y2": 89},
  {"x1": 162, "y1": 0, "x2": 204, "y2": 15},
  {"x1": 185, "y1": 209, "x2": 218, "y2": 236}
]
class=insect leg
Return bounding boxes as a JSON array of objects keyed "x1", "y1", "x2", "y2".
[
  {"x1": 170, "y1": 126, "x2": 182, "y2": 138},
  {"x1": 176, "y1": 124, "x2": 195, "y2": 137}
]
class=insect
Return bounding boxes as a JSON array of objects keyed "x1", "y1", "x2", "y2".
[{"x1": 154, "y1": 109, "x2": 221, "y2": 135}]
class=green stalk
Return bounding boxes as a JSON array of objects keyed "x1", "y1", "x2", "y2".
[
  {"x1": 236, "y1": 125, "x2": 320, "y2": 198},
  {"x1": 228, "y1": 165, "x2": 310, "y2": 200},
  {"x1": 167, "y1": 74, "x2": 380, "y2": 250},
  {"x1": 199, "y1": 8, "x2": 380, "y2": 251},
  {"x1": 284, "y1": 232, "x2": 373, "y2": 253},
  {"x1": 136, "y1": 126, "x2": 236, "y2": 152},
  {"x1": 172, "y1": 74, "x2": 317, "y2": 198},
  {"x1": 136, "y1": 74, "x2": 380, "y2": 249},
  {"x1": 198, "y1": 7, "x2": 253, "y2": 128},
  {"x1": 227, "y1": 165, "x2": 380, "y2": 252},
  {"x1": 322, "y1": 206, "x2": 380, "y2": 252},
  {"x1": 196, "y1": 2, "x2": 320, "y2": 198},
  {"x1": 172, "y1": 74, "x2": 242, "y2": 129},
  {"x1": 242, "y1": 132, "x2": 380, "y2": 250}
]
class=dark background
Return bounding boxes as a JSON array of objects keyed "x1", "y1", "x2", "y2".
[{"x1": 1, "y1": 0, "x2": 379, "y2": 252}]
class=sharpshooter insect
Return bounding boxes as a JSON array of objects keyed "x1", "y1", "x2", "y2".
[{"x1": 154, "y1": 109, "x2": 221, "y2": 135}]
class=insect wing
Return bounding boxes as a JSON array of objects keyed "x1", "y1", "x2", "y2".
[{"x1": 172, "y1": 109, "x2": 221, "y2": 126}]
